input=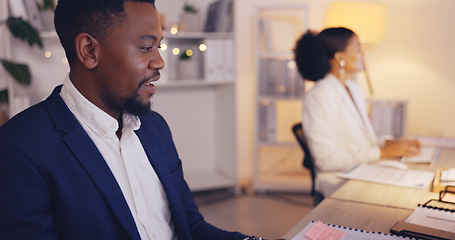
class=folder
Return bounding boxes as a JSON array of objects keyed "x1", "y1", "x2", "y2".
[{"x1": 390, "y1": 221, "x2": 455, "y2": 240}]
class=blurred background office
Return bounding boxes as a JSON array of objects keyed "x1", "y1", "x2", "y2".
[
  {"x1": 1, "y1": 0, "x2": 455, "y2": 237},
  {"x1": 2, "y1": 0, "x2": 455, "y2": 196},
  {"x1": 0, "y1": 0, "x2": 455, "y2": 195}
]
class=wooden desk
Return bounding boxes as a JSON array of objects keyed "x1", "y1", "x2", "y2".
[
  {"x1": 282, "y1": 148, "x2": 455, "y2": 239},
  {"x1": 282, "y1": 198, "x2": 413, "y2": 239},
  {"x1": 330, "y1": 180, "x2": 438, "y2": 210},
  {"x1": 330, "y1": 148, "x2": 455, "y2": 209}
]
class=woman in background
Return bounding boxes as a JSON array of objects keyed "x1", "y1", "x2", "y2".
[{"x1": 294, "y1": 27, "x2": 420, "y2": 201}]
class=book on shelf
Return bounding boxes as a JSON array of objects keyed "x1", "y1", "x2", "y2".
[
  {"x1": 292, "y1": 221, "x2": 413, "y2": 240},
  {"x1": 258, "y1": 101, "x2": 276, "y2": 143},
  {"x1": 258, "y1": 58, "x2": 275, "y2": 96},
  {"x1": 258, "y1": 58, "x2": 305, "y2": 98},
  {"x1": 259, "y1": 18, "x2": 273, "y2": 51},
  {"x1": 204, "y1": 0, "x2": 233, "y2": 32}
]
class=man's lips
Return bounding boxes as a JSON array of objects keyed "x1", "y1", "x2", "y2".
[{"x1": 138, "y1": 71, "x2": 160, "y2": 95}]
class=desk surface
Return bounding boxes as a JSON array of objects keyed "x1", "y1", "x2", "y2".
[
  {"x1": 283, "y1": 148, "x2": 455, "y2": 239},
  {"x1": 330, "y1": 180, "x2": 438, "y2": 210},
  {"x1": 331, "y1": 148, "x2": 455, "y2": 210}
]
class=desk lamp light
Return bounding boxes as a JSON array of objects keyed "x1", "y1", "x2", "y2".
[{"x1": 325, "y1": 2, "x2": 388, "y2": 95}]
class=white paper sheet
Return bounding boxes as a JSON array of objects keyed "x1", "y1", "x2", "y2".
[{"x1": 338, "y1": 164, "x2": 435, "y2": 189}]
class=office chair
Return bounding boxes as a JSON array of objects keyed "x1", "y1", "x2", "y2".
[{"x1": 291, "y1": 122, "x2": 324, "y2": 206}]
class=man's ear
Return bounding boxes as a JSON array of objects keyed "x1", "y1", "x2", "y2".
[{"x1": 74, "y1": 33, "x2": 100, "y2": 69}]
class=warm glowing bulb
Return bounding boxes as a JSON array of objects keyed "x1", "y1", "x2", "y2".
[
  {"x1": 185, "y1": 49, "x2": 193, "y2": 57},
  {"x1": 170, "y1": 24, "x2": 179, "y2": 35},
  {"x1": 199, "y1": 44, "x2": 207, "y2": 52},
  {"x1": 160, "y1": 43, "x2": 168, "y2": 51},
  {"x1": 44, "y1": 51, "x2": 52, "y2": 58},
  {"x1": 172, "y1": 48, "x2": 180, "y2": 55}
]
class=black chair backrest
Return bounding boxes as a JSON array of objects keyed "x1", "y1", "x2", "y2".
[{"x1": 292, "y1": 122, "x2": 316, "y2": 195}]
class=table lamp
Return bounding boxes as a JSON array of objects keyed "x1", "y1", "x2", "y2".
[{"x1": 325, "y1": 2, "x2": 388, "y2": 95}]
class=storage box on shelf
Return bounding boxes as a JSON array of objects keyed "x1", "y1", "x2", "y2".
[{"x1": 158, "y1": 31, "x2": 235, "y2": 87}]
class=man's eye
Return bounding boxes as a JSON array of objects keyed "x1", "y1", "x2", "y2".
[{"x1": 142, "y1": 46, "x2": 153, "y2": 51}]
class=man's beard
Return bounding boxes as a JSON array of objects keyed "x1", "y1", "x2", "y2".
[
  {"x1": 102, "y1": 80, "x2": 153, "y2": 117},
  {"x1": 123, "y1": 92, "x2": 153, "y2": 116}
]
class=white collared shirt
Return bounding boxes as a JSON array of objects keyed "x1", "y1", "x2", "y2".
[{"x1": 60, "y1": 75, "x2": 176, "y2": 240}]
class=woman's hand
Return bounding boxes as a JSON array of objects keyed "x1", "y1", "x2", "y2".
[{"x1": 380, "y1": 139, "x2": 421, "y2": 158}]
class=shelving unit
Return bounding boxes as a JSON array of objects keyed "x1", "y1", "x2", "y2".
[
  {"x1": 253, "y1": 5, "x2": 312, "y2": 192},
  {"x1": 0, "y1": 0, "x2": 239, "y2": 192},
  {"x1": 154, "y1": 30, "x2": 237, "y2": 191}
]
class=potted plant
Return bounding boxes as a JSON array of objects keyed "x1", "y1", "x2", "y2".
[
  {"x1": 177, "y1": 49, "x2": 199, "y2": 80},
  {"x1": 0, "y1": 17, "x2": 43, "y2": 122},
  {"x1": 37, "y1": 0, "x2": 56, "y2": 31},
  {"x1": 179, "y1": 2, "x2": 200, "y2": 32}
]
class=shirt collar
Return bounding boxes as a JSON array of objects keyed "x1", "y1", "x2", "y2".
[{"x1": 60, "y1": 75, "x2": 141, "y2": 138}]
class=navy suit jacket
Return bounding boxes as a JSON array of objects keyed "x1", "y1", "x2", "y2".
[{"x1": 0, "y1": 86, "x2": 247, "y2": 240}]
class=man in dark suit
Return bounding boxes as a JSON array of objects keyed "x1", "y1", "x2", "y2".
[{"x1": 0, "y1": 0, "x2": 263, "y2": 239}]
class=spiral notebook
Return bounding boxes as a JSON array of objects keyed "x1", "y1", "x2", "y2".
[
  {"x1": 291, "y1": 221, "x2": 412, "y2": 240},
  {"x1": 390, "y1": 189, "x2": 455, "y2": 240}
]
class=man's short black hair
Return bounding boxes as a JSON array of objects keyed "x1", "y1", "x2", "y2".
[{"x1": 54, "y1": 0, "x2": 156, "y2": 65}]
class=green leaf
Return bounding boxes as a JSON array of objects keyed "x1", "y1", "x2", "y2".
[
  {"x1": 37, "y1": 0, "x2": 56, "y2": 10},
  {"x1": 1, "y1": 60, "x2": 31, "y2": 86},
  {"x1": 184, "y1": 4, "x2": 198, "y2": 13},
  {"x1": 6, "y1": 17, "x2": 43, "y2": 48},
  {"x1": 0, "y1": 89, "x2": 8, "y2": 104}
]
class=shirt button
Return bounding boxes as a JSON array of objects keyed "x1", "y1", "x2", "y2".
[{"x1": 99, "y1": 130, "x2": 106, "y2": 137}]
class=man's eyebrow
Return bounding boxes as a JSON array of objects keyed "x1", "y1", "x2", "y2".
[{"x1": 139, "y1": 34, "x2": 164, "y2": 42}]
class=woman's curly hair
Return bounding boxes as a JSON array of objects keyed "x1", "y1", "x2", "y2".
[{"x1": 294, "y1": 27, "x2": 354, "y2": 81}]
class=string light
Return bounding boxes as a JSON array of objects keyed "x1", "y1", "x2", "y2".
[
  {"x1": 172, "y1": 48, "x2": 180, "y2": 55},
  {"x1": 44, "y1": 51, "x2": 52, "y2": 58},
  {"x1": 170, "y1": 24, "x2": 179, "y2": 35},
  {"x1": 199, "y1": 44, "x2": 207, "y2": 52}
]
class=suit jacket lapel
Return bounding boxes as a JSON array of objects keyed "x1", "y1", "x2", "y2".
[
  {"x1": 45, "y1": 86, "x2": 141, "y2": 240},
  {"x1": 346, "y1": 82, "x2": 378, "y2": 145},
  {"x1": 135, "y1": 123, "x2": 191, "y2": 239},
  {"x1": 330, "y1": 77, "x2": 364, "y2": 128}
]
